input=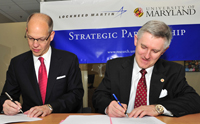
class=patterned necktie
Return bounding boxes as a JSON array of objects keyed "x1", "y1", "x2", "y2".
[
  {"x1": 134, "y1": 69, "x2": 147, "y2": 108},
  {"x1": 38, "y1": 57, "x2": 47, "y2": 104}
]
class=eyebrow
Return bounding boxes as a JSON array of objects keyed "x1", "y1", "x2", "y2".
[
  {"x1": 27, "y1": 35, "x2": 46, "y2": 39},
  {"x1": 141, "y1": 43, "x2": 162, "y2": 52}
]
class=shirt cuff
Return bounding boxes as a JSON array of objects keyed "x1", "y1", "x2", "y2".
[
  {"x1": 162, "y1": 105, "x2": 173, "y2": 116},
  {"x1": 105, "y1": 107, "x2": 108, "y2": 114}
]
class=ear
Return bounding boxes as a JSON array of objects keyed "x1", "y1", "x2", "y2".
[
  {"x1": 49, "y1": 31, "x2": 55, "y2": 42},
  {"x1": 134, "y1": 35, "x2": 138, "y2": 46},
  {"x1": 162, "y1": 46, "x2": 169, "y2": 55}
]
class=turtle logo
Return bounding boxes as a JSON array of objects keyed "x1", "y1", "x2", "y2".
[{"x1": 134, "y1": 8, "x2": 143, "y2": 17}]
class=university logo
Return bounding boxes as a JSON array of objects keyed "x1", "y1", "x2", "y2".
[{"x1": 134, "y1": 8, "x2": 143, "y2": 17}]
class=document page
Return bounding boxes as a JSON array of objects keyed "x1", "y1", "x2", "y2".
[
  {"x1": 111, "y1": 116, "x2": 165, "y2": 124},
  {"x1": 60, "y1": 115, "x2": 111, "y2": 124},
  {"x1": 0, "y1": 114, "x2": 42, "y2": 124}
]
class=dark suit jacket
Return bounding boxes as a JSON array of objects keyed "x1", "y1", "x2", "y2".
[
  {"x1": 92, "y1": 55, "x2": 200, "y2": 117},
  {"x1": 0, "y1": 47, "x2": 84, "y2": 113}
]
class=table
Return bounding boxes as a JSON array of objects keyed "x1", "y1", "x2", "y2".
[
  {"x1": 156, "y1": 113, "x2": 200, "y2": 124},
  {"x1": 9, "y1": 113, "x2": 200, "y2": 124}
]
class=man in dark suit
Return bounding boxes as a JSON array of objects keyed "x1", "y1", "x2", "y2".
[
  {"x1": 92, "y1": 20, "x2": 200, "y2": 118},
  {"x1": 0, "y1": 13, "x2": 84, "y2": 117}
]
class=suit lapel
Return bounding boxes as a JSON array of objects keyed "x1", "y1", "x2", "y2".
[
  {"x1": 118, "y1": 56, "x2": 166, "y2": 105},
  {"x1": 23, "y1": 51, "x2": 43, "y2": 104},
  {"x1": 149, "y1": 59, "x2": 166, "y2": 104},
  {"x1": 45, "y1": 48, "x2": 60, "y2": 103},
  {"x1": 119, "y1": 55, "x2": 134, "y2": 105}
]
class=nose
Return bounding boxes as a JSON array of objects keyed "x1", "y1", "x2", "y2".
[
  {"x1": 33, "y1": 40, "x2": 39, "y2": 47},
  {"x1": 144, "y1": 50, "x2": 150, "y2": 59}
]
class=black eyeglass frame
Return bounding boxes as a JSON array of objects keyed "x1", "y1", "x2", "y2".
[{"x1": 24, "y1": 31, "x2": 51, "y2": 42}]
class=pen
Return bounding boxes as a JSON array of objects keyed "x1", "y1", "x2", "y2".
[
  {"x1": 5, "y1": 92, "x2": 23, "y2": 113},
  {"x1": 112, "y1": 93, "x2": 128, "y2": 116}
]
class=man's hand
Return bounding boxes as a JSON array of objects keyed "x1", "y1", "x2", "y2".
[
  {"x1": 128, "y1": 105, "x2": 159, "y2": 118},
  {"x1": 3, "y1": 100, "x2": 22, "y2": 115},
  {"x1": 24, "y1": 105, "x2": 52, "y2": 118},
  {"x1": 106, "y1": 100, "x2": 127, "y2": 117}
]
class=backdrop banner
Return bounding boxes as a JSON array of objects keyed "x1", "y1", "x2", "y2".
[{"x1": 41, "y1": 0, "x2": 200, "y2": 63}]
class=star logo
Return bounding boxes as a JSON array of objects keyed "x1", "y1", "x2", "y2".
[
  {"x1": 116, "y1": 6, "x2": 127, "y2": 17},
  {"x1": 104, "y1": 6, "x2": 127, "y2": 17}
]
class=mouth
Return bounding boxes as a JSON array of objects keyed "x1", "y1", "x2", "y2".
[
  {"x1": 33, "y1": 49, "x2": 40, "y2": 53},
  {"x1": 141, "y1": 57, "x2": 149, "y2": 64},
  {"x1": 142, "y1": 57, "x2": 148, "y2": 61}
]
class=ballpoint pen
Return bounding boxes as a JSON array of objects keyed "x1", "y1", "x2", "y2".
[
  {"x1": 5, "y1": 92, "x2": 23, "y2": 113},
  {"x1": 112, "y1": 93, "x2": 128, "y2": 116}
]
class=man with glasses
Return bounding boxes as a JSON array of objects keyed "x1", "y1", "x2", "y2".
[{"x1": 0, "y1": 13, "x2": 84, "y2": 117}]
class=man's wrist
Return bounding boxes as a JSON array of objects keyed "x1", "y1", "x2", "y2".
[
  {"x1": 155, "y1": 104, "x2": 164, "y2": 115},
  {"x1": 47, "y1": 104, "x2": 53, "y2": 112}
]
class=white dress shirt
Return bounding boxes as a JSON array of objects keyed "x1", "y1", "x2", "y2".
[
  {"x1": 127, "y1": 58, "x2": 173, "y2": 116},
  {"x1": 127, "y1": 58, "x2": 153, "y2": 113},
  {"x1": 33, "y1": 46, "x2": 51, "y2": 82}
]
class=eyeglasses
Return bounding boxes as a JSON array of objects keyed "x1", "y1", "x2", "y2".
[{"x1": 24, "y1": 32, "x2": 51, "y2": 44}]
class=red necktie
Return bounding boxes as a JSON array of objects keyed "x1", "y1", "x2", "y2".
[
  {"x1": 38, "y1": 57, "x2": 47, "y2": 104},
  {"x1": 134, "y1": 69, "x2": 147, "y2": 108}
]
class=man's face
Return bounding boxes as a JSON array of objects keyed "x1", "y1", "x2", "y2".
[
  {"x1": 134, "y1": 32, "x2": 167, "y2": 69},
  {"x1": 26, "y1": 18, "x2": 54, "y2": 57}
]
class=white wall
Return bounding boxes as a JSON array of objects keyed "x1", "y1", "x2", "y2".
[
  {"x1": 0, "y1": 22, "x2": 29, "y2": 93},
  {"x1": 186, "y1": 72, "x2": 200, "y2": 95}
]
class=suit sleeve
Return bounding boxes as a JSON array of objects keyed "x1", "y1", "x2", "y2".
[
  {"x1": 159, "y1": 65, "x2": 200, "y2": 117},
  {"x1": 92, "y1": 61, "x2": 113, "y2": 114},
  {"x1": 0, "y1": 58, "x2": 21, "y2": 112}
]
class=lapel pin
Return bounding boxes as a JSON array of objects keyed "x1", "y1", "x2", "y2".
[{"x1": 160, "y1": 78, "x2": 164, "y2": 83}]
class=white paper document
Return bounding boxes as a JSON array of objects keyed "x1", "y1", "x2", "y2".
[
  {"x1": 60, "y1": 115, "x2": 165, "y2": 124},
  {"x1": 60, "y1": 115, "x2": 111, "y2": 124},
  {"x1": 0, "y1": 114, "x2": 42, "y2": 124},
  {"x1": 111, "y1": 116, "x2": 165, "y2": 124}
]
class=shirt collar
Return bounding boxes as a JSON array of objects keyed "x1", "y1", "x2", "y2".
[
  {"x1": 33, "y1": 46, "x2": 52, "y2": 63},
  {"x1": 133, "y1": 57, "x2": 154, "y2": 74}
]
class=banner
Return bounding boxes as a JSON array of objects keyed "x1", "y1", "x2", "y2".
[{"x1": 41, "y1": 0, "x2": 200, "y2": 63}]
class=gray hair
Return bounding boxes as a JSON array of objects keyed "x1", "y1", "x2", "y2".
[
  {"x1": 26, "y1": 13, "x2": 53, "y2": 33},
  {"x1": 137, "y1": 20, "x2": 172, "y2": 49}
]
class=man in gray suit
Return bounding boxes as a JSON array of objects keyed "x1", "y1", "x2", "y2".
[
  {"x1": 92, "y1": 20, "x2": 200, "y2": 118},
  {"x1": 0, "y1": 13, "x2": 84, "y2": 117}
]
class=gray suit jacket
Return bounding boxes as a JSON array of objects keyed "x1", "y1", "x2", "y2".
[{"x1": 92, "y1": 55, "x2": 200, "y2": 117}]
